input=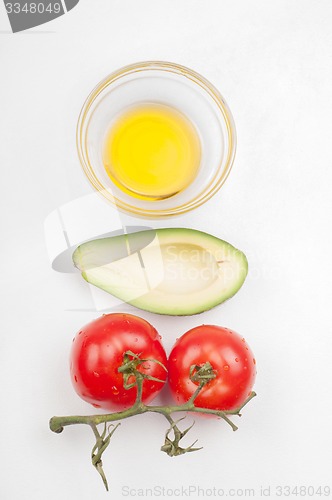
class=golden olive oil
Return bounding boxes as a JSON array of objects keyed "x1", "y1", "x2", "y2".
[{"x1": 102, "y1": 103, "x2": 201, "y2": 200}]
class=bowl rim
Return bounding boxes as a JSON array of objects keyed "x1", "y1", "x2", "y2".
[{"x1": 76, "y1": 60, "x2": 237, "y2": 218}]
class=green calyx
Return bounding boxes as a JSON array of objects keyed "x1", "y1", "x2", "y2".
[
  {"x1": 189, "y1": 361, "x2": 217, "y2": 384},
  {"x1": 118, "y1": 350, "x2": 167, "y2": 390}
]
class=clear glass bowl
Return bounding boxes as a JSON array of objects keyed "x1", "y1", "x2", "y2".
[{"x1": 77, "y1": 61, "x2": 236, "y2": 218}]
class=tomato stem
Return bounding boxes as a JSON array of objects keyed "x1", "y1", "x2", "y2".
[
  {"x1": 90, "y1": 422, "x2": 121, "y2": 491},
  {"x1": 49, "y1": 356, "x2": 256, "y2": 491},
  {"x1": 49, "y1": 391, "x2": 256, "y2": 433}
]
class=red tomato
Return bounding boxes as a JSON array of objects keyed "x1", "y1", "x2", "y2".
[
  {"x1": 168, "y1": 325, "x2": 256, "y2": 411},
  {"x1": 70, "y1": 313, "x2": 167, "y2": 411}
]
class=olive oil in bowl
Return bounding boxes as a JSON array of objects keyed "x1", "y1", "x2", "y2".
[{"x1": 102, "y1": 103, "x2": 201, "y2": 200}]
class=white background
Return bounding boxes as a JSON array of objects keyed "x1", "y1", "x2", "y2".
[{"x1": 1, "y1": 1, "x2": 332, "y2": 499}]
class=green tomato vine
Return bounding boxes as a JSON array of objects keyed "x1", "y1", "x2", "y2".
[{"x1": 49, "y1": 351, "x2": 256, "y2": 491}]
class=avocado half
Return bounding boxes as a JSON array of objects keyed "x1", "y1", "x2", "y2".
[{"x1": 73, "y1": 228, "x2": 248, "y2": 316}]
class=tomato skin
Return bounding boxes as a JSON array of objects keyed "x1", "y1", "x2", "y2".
[
  {"x1": 70, "y1": 314, "x2": 167, "y2": 411},
  {"x1": 168, "y1": 325, "x2": 256, "y2": 411}
]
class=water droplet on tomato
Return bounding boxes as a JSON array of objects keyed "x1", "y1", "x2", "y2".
[
  {"x1": 253, "y1": 358, "x2": 256, "y2": 365},
  {"x1": 93, "y1": 371, "x2": 100, "y2": 378},
  {"x1": 74, "y1": 375, "x2": 78, "y2": 383},
  {"x1": 92, "y1": 403, "x2": 101, "y2": 408},
  {"x1": 235, "y1": 358, "x2": 239, "y2": 362},
  {"x1": 241, "y1": 338, "x2": 245, "y2": 342},
  {"x1": 243, "y1": 366, "x2": 247, "y2": 370},
  {"x1": 112, "y1": 386, "x2": 119, "y2": 395},
  {"x1": 134, "y1": 338, "x2": 138, "y2": 342},
  {"x1": 223, "y1": 365, "x2": 229, "y2": 371}
]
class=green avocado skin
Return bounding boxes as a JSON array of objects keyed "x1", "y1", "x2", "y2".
[{"x1": 73, "y1": 228, "x2": 248, "y2": 316}]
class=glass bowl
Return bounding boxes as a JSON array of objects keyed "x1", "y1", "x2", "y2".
[{"x1": 76, "y1": 61, "x2": 236, "y2": 218}]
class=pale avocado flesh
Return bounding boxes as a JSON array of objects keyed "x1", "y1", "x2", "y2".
[{"x1": 73, "y1": 228, "x2": 248, "y2": 316}]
